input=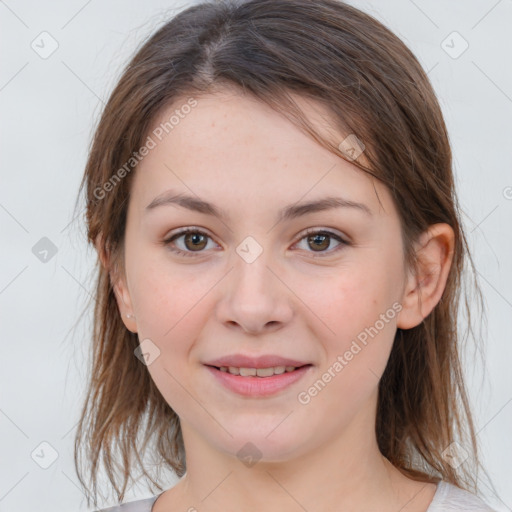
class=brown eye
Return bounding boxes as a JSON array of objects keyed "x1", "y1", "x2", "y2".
[
  {"x1": 307, "y1": 232, "x2": 331, "y2": 252},
  {"x1": 163, "y1": 228, "x2": 216, "y2": 257},
  {"x1": 294, "y1": 229, "x2": 348, "y2": 258},
  {"x1": 183, "y1": 232, "x2": 208, "y2": 251}
]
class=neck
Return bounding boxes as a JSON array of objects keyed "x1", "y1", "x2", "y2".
[{"x1": 163, "y1": 405, "x2": 433, "y2": 512}]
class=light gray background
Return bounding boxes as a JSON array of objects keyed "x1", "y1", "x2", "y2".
[{"x1": 1, "y1": 1, "x2": 511, "y2": 511}]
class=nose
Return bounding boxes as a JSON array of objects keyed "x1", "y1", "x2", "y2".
[{"x1": 215, "y1": 247, "x2": 294, "y2": 335}]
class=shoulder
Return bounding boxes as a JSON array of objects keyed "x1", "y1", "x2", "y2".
[
  {"x1": 94, "y1": 495, "x2": 159, "y2": 512},
  {"x1": 427, "y1": 481, "x2": 496, "y2": 512}
]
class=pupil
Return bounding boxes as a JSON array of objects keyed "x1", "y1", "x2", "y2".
[
  {"x1": 310, "y1": 233, "x2": 328, "y2": 251},
  {"x1": 187, "y1": 233, "x2": 206, "y2": 250}
]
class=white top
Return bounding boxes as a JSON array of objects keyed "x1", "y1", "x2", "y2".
[
  {"x1": 95, "y1": 480, "x2": 496, "y2": 511},
  {"x1": 426, "y1": 481, "x2": 496, "y2": 511}
]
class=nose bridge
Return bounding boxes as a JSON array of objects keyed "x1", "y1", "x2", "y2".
[
  {"x1": 232, "y1": 234, "x2": 277, "y2": 300},
  {"x1": 217, "y1": 234, "x2": 292, "y2": 333},
  {"x1": 230, "y1": 226, "x2": 294, "y2": 288}
]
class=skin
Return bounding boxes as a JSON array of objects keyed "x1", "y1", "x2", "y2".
[{"x1": 106, "y1": 88, "x2": 454, "y2": 512}]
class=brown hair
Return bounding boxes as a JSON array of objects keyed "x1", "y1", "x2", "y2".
[{"x1": 73, "y1": 0, "x2": 491, "y2": 506}]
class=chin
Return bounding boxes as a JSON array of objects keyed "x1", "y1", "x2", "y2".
[{"x1": 213, "y1": 427, "x2": 309, "y2": 464}]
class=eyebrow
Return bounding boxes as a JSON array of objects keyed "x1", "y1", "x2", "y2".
[{"x1": 144, "y1": 190, "x2": 373, "y2": 222}]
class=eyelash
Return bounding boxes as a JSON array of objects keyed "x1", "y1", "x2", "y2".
[{"x1": 162, "y1": 227, "x2": 349, "y2": 259}]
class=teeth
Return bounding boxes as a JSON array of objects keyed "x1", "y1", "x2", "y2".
[
  {"x1": 219, "y1": 365, "x2": 299, "y2": 376},
  {"x1": 239, "y1": 367, "x2": 256, "y2": 376}
]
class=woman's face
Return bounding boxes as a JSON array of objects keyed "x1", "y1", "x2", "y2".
[{"x1": 116, "y1": 89, "x2": 410, "y2": 464}]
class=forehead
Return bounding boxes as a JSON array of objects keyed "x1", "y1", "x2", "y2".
[{"x1": 129, "y1": 89, "x2": 392, "y2": 220}]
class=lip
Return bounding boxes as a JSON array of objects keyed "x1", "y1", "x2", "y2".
[
  {"x1": 205, "y1": 364, "x2": 313, "y2": 397},
  {"x1": 203, "y1": 354, "x2": 310, "y2": 369}
]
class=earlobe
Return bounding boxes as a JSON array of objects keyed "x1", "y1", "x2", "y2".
[
  {"x1": 396, "y1": 223, "x2": 455, "y2": 330},
  {"x1": 112, "y1": 277, "x2": 138, "y2": 333}
]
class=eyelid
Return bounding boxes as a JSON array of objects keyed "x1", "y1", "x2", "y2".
[
  {"x1": 290, "y1": 227, "x2": 349, "y2": 258},
  {"x1": 296, "y1": 226, "x2": 349, "y2": 244},
  {"x1": 162, "y1": 226, "x2": 221, "y2": 256}
]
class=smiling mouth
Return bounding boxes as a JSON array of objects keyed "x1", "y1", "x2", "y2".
[{"x1": 204, "y1": 363, "x2": 313, "y2": 397}]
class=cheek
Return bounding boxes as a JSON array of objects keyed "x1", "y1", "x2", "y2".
[
  {"x1": 131, "y1": 263, "x2": 215, "y2": 415},
  {"x1": 130, "y1": 254, "x2": 213, "y2": 341},
  {"x1": 314, "y1": 266, "x2": 398, "y2": 335},
  {"x1": 306, "y1": 256, "x2": 401, "y2": 375},
  {"x1": 296, "y1": 269, "x2": 399, "y2": 424}
]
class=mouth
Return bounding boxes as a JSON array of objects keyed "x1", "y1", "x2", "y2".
[{"x1": 204, "y1": 364, "x2": 313, "y2": 397}]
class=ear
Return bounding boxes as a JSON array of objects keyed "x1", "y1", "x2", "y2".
[
  {"x1": 396, "y1": 223, "x2": 455, "y2": 330},
  {"x1": 94, "y1": 234, "x2": 138, "y2": 333}
]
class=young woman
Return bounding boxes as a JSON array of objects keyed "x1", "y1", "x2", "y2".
[{"x1": 74, "y1": 1, "x2": 497, "y2": 510}]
